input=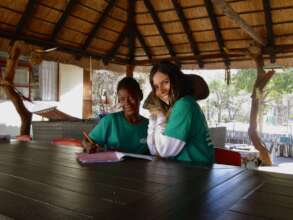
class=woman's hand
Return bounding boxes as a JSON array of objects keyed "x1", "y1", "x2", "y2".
[{"x1": 81, "y1": 138, "x2": 101, "y2": 153}]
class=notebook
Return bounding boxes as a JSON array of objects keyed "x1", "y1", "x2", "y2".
[{"x1": 76, "y1": 151, "x2": 154, "y2": 164}]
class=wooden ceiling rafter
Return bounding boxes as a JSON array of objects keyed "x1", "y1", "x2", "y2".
[
  {"x1": 104, "y1": 24, "x2": 128, "y2": 63},
  {"x1": 204, "y1": 0, "x2": 230, "y2": 67},
  {"x1": 0, "y1": 29, "x2": 130, "y2": 64},
  {"x1": 143, "y1": 0, "x2": 180, "y2": 66},
  {"x1": 136, "y1": 18, "x2": 293, "y2": 37},
  {"x1": 136, "y1": 5, "x2": 293, "y2": 26},
  {"x1": 82, "y1": 0, "x2": 116, "y2": 51},
  {"x1": 54, "y1": 1, "x2": 126, "y2": 24},
  {"x1": 263, "y1": 0, "x2": 276, "y2": 63},
  {"x1": 1, "y1": 0, "x2": 293, "y2": 68},
  {"x1": 50, "y1": 0, "x2": 78, "y2": 42},
  {"x1": 13, "y1": 0, "x2": 37, "y2": 43},
  {"x1": 127, "y1": 0, "x2": 136, "y2": 64},
  {"x1": 171, "y1": 0, "x2": 204, "y2": 68},
  {"x1": 212, "y1": 0, "x2": 266, "y2": 46},
  {"x1": 0, "y1": 5, "x2": 22, "y2": 15},
  {"x1": 135, "y1": 26, "x2": 152, "y2": 61},
  {"x1": 136, "y1": 0, "x2": 245, "y2": 15}
]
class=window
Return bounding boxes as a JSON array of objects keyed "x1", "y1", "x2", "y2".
[
  {"x1": 0, "y1": 61, "x2": 58, "y2": 101},
  {"x1": 38, "y1": 61, "x2": 58, "y2": 101},
  {"x1": 0, "y1": 66, "x2": 30, "y2": 100}
]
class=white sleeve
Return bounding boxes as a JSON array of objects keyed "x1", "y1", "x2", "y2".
[
  {"x1": 154, "y1": 124, "x2": 185, "y2": 157},
  {"x1": 147, "y1": 114, "x2": 159, "y2": 155},
  {"x1": 148, "y1": 113, "x2": 185, "y2": 157}
]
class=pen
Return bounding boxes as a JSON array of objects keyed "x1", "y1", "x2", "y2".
[
  {"x1": 82, "y1": 131, "x2": 100, "y2": 153},
  {"x1": 82, "y1": 131, "x2": 94, "y2": 144}
]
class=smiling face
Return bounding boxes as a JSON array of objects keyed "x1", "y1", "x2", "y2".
[
  {"x1": 118, "y1": 88, "x2": 140, "y2": 117},
  {"x1": 152, "y1": 71, "x2": 171, "y2": 105}
]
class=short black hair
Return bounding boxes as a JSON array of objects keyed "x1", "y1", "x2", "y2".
[{"x1": 117, "y1": 77, "x2": 143, "y2": 100}]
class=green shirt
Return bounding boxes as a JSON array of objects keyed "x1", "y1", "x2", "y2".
[
  {"x1": 89, "y1": 111, "x2": 149, "y2": 154},
  {"x1": 164, "y1": 96, "x2": 214, "y2": 164}
]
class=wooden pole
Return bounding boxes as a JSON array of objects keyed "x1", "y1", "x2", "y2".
[
  {"x1": 126, "y1": 64, "x2": 134, "y2": 77},
  {"x1": 83, "y1": 69, "x2": 92, "y2": 119}
]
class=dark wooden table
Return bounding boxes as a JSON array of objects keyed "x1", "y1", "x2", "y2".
[{"x1": 0, "y1": 141, "x2": 292, "y2": 220}]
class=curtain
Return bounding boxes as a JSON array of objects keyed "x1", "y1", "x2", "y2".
[{"x1": 39, "y1": 61, "x2": 58, "y2": 101}]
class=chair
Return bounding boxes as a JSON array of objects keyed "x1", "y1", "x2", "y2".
[
  {"x1": 16, "y1": 135, "x2": 32, "y2": 142},
  {"x1": 51, "y1": 138, "x2": 82, "y2": 147},
  {"x1": 215, "y1": 147, "x2": 241, "y2": 166},
  {"x1": 209, "y1": 127, "x2": 227, "y2": 148}
]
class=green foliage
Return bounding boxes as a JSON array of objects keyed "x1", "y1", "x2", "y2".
[
  {"x1": 232, "y1": 69, "x2": 256, "y2": 92},
  {"x1": 207, "y1": 79, "x2": 247, "y2": 122},
  {"x1": 233, "y1": 68, "x2": 293, "y2": 99},
  {"x1": 205, "y1": 68, "x2": 293, "y2": 124},
  {"x1": 268, "y1": 70, "x2": 293, "y2": 99}
]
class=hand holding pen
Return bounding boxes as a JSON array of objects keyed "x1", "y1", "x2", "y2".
[{"x1": 82, "y1": 132, "x2": 100, "y2": 153}]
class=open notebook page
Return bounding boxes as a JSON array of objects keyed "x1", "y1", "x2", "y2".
[{"x1": 76, "y1": 151, "x2": 154, "y2": 163}]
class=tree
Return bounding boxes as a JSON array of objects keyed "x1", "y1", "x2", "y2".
[
  {"x1": 208, "y1": 79, "x2": 244, "y2": 123},
  {"x1": 233, "y1": 63, "x2": 293, "y2": 165},
  {"x1": 233, "y1": 68, "x2": 293, "y2": 129},
  {"x1": 208, "y1": 80, "x2": 226, "y2": 123},
  {"x1": 0, "y1": 42, "x2": 32, "y2": 135},
  {"x1": 92, "y1": 70, "x2": 121, "y2": 114}
]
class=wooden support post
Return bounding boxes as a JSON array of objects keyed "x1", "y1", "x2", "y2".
[
  {"x1": 83, "y1": 69, "x2": 92, "y2": 119},
  {"x1": 126, "y1": 64, "x2": 134, "y2": 77}
]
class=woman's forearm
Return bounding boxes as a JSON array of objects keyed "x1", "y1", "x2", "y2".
[{"x1": 154, "y1": 126, "x2": 185, "y2": 157}]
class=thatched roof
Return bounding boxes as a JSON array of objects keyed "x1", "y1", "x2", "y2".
[{"x1": 0, "y1": 0, "x2": 293, "y2": 69}]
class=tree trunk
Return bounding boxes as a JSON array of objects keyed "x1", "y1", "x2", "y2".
[
  {"x1": 258, "y1": 98, "x2": 264, "y2": 135},
  {"x1": 248, "y1": 55, "x2": 274, "y2": 165},
  {"x1": 2, "y1": 42, "x2": 32, "y2": 135},
  {"x1": 3, "y1": 86, "x2": 32, "y2": 134}
]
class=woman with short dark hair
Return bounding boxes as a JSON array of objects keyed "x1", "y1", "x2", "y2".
[
  {"x1": 83, "y1": 77, "x2": 148, "y2": 154},
  {"x1": 147, "y1": 61, "x2": 214, "y2": 164}
]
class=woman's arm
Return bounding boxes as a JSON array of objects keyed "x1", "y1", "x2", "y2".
[
  {"x1": 149, "y1": 98, "x2": 197, "y2": 158},
  {"x1": 154, "y1": 131, "x2": 185, "y2": 157},
  {"x1": 147, "y1": 112, "x2": 185, "y2": 157},
  {"x1": 147, "y1": 114, "x2": 159, "y2": 155}
]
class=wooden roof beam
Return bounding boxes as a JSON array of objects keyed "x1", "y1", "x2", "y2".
[
  {"x1": 134, "y1": 43, "x2": 293, "y2": 65},
  {"x1": 135, "y1": 26, "x2": 152, "y2": 61},
  {"x1": 50, "y1": 0, "x2": 78, "y2": 42},
  {"x1": 143, "y1": 0, "x2": 180, "y2": 66},
  {"x1": 0, "y1": 30, "x2": 128, "y2": 64},
  {"x1": 82, "y1": 0, "x2": 116, "y2": 50},
  {"x1": 262, "y1": 0, "x2": 275, "y2": 63},
  {"x1": 171, "y1": 0, "x2": 204, "y2": 68},
  {"x1": 204, "y1": 0, "x2": 230, "y2": 67},
  {"x1": 15, "y1": 0, "x2": 37, "y2": 35},
  {"x1": 127, "y1": 0, "x2": 136, "y2": 64},
  {"x1": 213, "y1": 0, "x2": 267, "y2": 46},
  {"x1": 104, "y1": 25, "x2": 128, "y2": 63},
  {"x1": 135, "y1": 52, "x2": 246, "y2": 65}
]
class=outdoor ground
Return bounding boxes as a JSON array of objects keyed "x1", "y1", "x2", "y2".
[{"x1": 258, "y1": 156, "x2": 293, "y2": 175}]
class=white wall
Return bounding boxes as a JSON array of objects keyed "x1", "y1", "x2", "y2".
[
  {"x1": 0, "y1": 101, "x2": 21, "y2": 136},
  {"x1": 58, "y1": 64, "x2": 83, "y2": 119}
]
